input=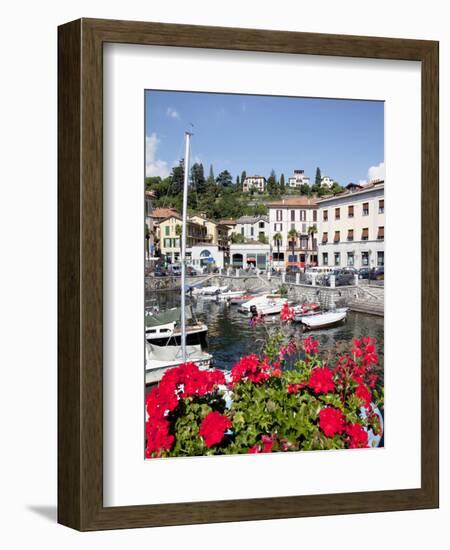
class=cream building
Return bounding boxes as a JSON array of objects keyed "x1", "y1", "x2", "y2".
[
  {"x1": 234, "y1": 215, "x2": 269, "y2": 242},
  {"x1": 189, "y1": 215, "x2": 229, "y2": 249},
  {"x1": 242, "y1": 175, "x2": 267, "y2": 193},
  {"x1": 267, "y1": 196, "x2": 318, "y2": 268},
  {"x1": 317, "y1": 180, "x2": 385, "y2": 269},
  {"x1": 287, "y1": 169, "x2": 310, "y2": 188},
  {"x1": 159, "y1": 214, "x2": 207, "y2": 262}
]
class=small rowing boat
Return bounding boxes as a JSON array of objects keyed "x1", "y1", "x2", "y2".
[{"x1": 301, "y1": 308, "x2": 348, "y2": 330}]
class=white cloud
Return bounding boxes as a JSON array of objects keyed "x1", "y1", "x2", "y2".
[
  {"x1": 166, "y1": 107, "x2": 180, "y2": 119},
  {"x1": 145, "y1": 133, "x2": 170, "y2": 178},
  {"x1": 367, "y1": 162, "x2": 385, "y2": 182},
  {"x1": 359, "y1": 162, "x2": 385, "y2": 185}
]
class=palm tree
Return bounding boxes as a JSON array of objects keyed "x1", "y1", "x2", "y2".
[
  {"x1": 287, "y1": 228, "x2": 298, "y2": 265},
  {"x1": 145, "y1": 224, "x2": 150, "y2": 260},
  {"x1": 307, "y1": 224, "x2": 318, "y2": 267},
  {"x1": 273, "y1": 232, "x2": 283, "y2": 266}
]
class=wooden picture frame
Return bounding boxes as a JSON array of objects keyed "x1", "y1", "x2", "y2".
[{"x1": 58, "y1": 18, "x2": 439, "y2": 531}]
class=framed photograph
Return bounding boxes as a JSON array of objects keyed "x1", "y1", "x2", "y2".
[{"x1": 58, "y1": 18, "x2": 439, "y2": 530}]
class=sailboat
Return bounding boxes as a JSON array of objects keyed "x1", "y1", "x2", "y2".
[{"x1": 145, "y1": 130, "x2": 212, "y2": 384}]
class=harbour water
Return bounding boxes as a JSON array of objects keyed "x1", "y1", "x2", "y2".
[{"x1": 150, "y1": 289, "x2": 384, "y2": 372}]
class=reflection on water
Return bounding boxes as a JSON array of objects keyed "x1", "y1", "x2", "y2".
[{"x1": 151, "y1": 290, "x2": 384, "y2": 372}]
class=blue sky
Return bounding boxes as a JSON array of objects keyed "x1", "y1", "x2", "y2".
[{"x1": 145, "y1": 91, "x2": 384, "y2": 185}]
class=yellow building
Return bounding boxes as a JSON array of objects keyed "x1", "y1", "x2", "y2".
[
  {"x1": 159, "y1": 214, "x2": 207, "y2": 262},
  {"x1": 190, "y1": 215, "x2": 229, "y2": 249}
]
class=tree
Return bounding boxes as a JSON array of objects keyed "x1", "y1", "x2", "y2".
[
  {"x1": 279, "y1": 173, "x2": 286, "y2": 194},
  {"x1": 287, "y1": 228, "x2": 298, "y2": 264},
  {"x1": 236, "y1": 175, "x2": 240, "y2": 188},
  {"x1": 267, "y1": 169, "x2": 278, "y2": 196},
  {"x1": 191, "y1": 162, "x2": 206, "y2": 194},
  {"x1": 240, "y1": 170, "x2": 247, "y2": 190},
  {"x1": 231, "y1": 232, "x2": 245, "y2": 244},
  {"x1": 273, "y1": 232, "x2": 283, "y2": 263},
  {"x1": 315, "y1": 167, "x2": 322, "y2": 187},
  {"x1": 307, "y1": 224, "x2": 318, "y2": 266},
  {"x1": 207, "y1": 165, "x2": 215, "y2": 186},
  {"x1": 331, "y1": 182, "x2": 344, "y2": 195},
  {"x1": 216, "y1": 170, "x2": 233, "y2": 188},
  {"x1": 170, "y1": 159, "x2": 185, "y2": 195},
  {"x1": 258, "y1": 233, "x2": 269, "y2": 244}
]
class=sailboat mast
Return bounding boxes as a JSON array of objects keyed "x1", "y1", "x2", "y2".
[{"x1": 180, "y1": 131, "x2": 192, "y2": 362}]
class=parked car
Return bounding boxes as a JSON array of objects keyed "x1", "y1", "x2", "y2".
[
  {"x1": 358, "y1": 267, "x2": 370, "y2": 279},
  {"x1": 154, "y1": 266, "x2": 167, "y2": 277},
  {"x1": 323, "y1": 268, "x2": 355, "y2": 287},
  {"x1": 369, "y1": 266, "x2": 384, "y2": 280},
  {"x1": 186, "y1": 265, "x2": 197, "y2": 277},
  {"x1": 167, "y1": 264, "x2": 182, "y2": 276},
  {"x1": 286, "y1": 265, "x2": 301, "y2": 274}
]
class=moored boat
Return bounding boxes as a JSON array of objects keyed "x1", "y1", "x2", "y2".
[
  {"x1": 145, "y1": 343, "x2": 212, "y2": 385},
  {"x1": 301, "y1": 308, "x2": 348, "y2": 330},
  {"x1": 145, "y1": 307, "x2": 208, "y2": 346}
]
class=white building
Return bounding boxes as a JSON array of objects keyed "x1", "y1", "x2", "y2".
[
  {"x1": 242, "y1": 175, "x2": 267, "y2": 193},
  {"x1": 320, "y1": 176, "x2": 334, "y2": 189},
  {"x1": 187, "y1": 244, "x2": 224, "y2": 269},
  {"x1": 287, "y1": 169, "x2": 310, "y2": 188},
  {"x1": 235, "y1": 215, "x2": 269, "y2": 242},
  {"x1": 317, "y1": 180, "x2": 385, "y2": 269},
  {"x1": 267, "y1": 196, "x2": 318, "y2": 269},
  {"x1": 229, "y1": 243, "x2": 271, "y2": 269}
]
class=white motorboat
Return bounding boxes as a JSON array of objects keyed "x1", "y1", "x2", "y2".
[
  {"x1": 145, "y1": 343, "x2": 213, "y2": 385},
  {"x1": 256, "y1": 298, "x2": 291, "y2": 316},
  {"x1": 238, "y1": 293, "x2": 271, "y2": 313},
  {"x1": 190, "y1": 285, "x2": 228, "y2": 296},
  {"x1": 217, "y1": 289, "x2": 245, "y2": 302},
  {"x1": 145, "y1": 307, "x2": 208, "y2": 346},
  {"x1": 301, "y1": 308, "x2": 348, "y2": 330},
  {"x1": 292, "y1": 302, "x2": 321, "y2": 323}
]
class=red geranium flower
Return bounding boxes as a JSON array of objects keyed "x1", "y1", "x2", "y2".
[
  {"x1": 280, "y1": 302, "x2": 295, "y2": 322},
  {"x1": 355, "y1": 384, "x2": 372, "y2": 407},
  {"x1": 318, "y1": 407, "x2": 345, "y2": 437},
  {"x1": 308, "y1": 367, "x2": 335, "y2": 394},
  {"x1": 303, "y1": 336, "x2": 319, "y2": 355},
  {"x1": 199, "y1": 411, "x2": 231, "y2": 448},
  {"x1": 261, "y1": 434, "x2": 274, "y2": 453},
  {"x1": 346, "y1": 423, "x2": 369, "y2": 448}
]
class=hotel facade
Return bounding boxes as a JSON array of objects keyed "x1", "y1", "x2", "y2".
[
  {"x1": 267, "y1": 196, "x2": 318, "y2": 268},
  {"x1": 317, "y1": 180, "x2": 385, "y2": 269}
]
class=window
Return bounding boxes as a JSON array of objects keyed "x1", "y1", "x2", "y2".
[
  {"x1": 361, "y1": 251, "x2": 369, "y2": 266},
  {"x1": 334, "y1": 231, "x2": 340, "y2": 243},
  {"x1": 313, "y1": 210, "x2": 317, "y2": 222},
  {"x1": 300, "y1": 210, "x2": 306, "y2": 221},
  {"x1": 363, "y1": 202, "x2": 369, "y2": 216},
  {"x1": 362, "y1": 228, "x2": 369, "y2": 240},
  {"x1": 334, "y1": 252, "x2": 341, "y2": 266},
  {"x1": 322, "y1": 252, "x2": 328, "y2": 266},
  {"x1": 379, "y1": 199, "x2": 384, "y2": 214},
  {"x1": 164, "y1": 238, "x2": 171, "y2": 248},
  {"x1": 348, "y1": 205, "x2": 354, "y2": 218},
  {"x1": 164, "y1": 226, "x2": 170, "y2": 236},
  {"x1": 377, "y1": 251, "x2": 385, "y2": 266},
  {"x1": 291, "y1": 223, "x2": 295, "y2": 231},
  {"x1": 241, "y1": 227, "x2": 244, "y2": 235},
  {"x1": 335, "y1": 208, "x2": 340, "y2": 220},
  {"x1": 347, "y1": 229, "x2": 354, "y2": 241},
  {"x1": 347, "y1": 252, "x2": 354, "y2": 267},
  {"x1": 322, "y1": 232, "x2": 328, "y2": 243},
  {"x1": 276, "y1": 209, "x2": 283, "y2": 221},
  {"x1": 259, "y1": 231, "x2": 265, "y2": 240},
  {"x1": 378, "y1": 226, "x2": 384, "y2": 240},
  {"x1": 323, "y1": 210, "x2": 328, "y2": 221},
  {"x1": 300, "y1": 236, "x2": 308, "y2": 249},
  {"x1": 250, "y1": 227, "x2": 254, "y2": 237},
  {"x1": 259, "y1": 221, "x2": 265, "y2": 228},
  {"x1": 291, "y1": 210, "x2": 295, "y2": 221},
  {"x1": 274, "y1": 223, "x2": 283, "y2": 232}
]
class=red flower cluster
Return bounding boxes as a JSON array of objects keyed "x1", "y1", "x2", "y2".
[
  {"x1": 145, "y1": 363, "x2": 226, "y2": 458},
  {"x1": 308, "y1": 367, "x2": 335, "y2": 394},
  {"x1": 280, "y1": 302, "x2": 295, "y2": 322},
  {"x1": 355, "y1": 383, "x2": 372, "y2": 407},
  {"x1": 287, "y1": 382, "x2": 306, "y2": 394},
  {"x1": 319, "y1": 407, "x2": 345, "y2": 437},
  {"x1": 231, "y1": 354, "x2": 279, "y2": 385},
  {"x1": 199, "y1": 411, "x2": 231, "y2": 447},
  {"x1": 278, "y1": 340, "x2": 297, "y2": 361},
  {"x1": 346, "y1": 422, "x2": 369, "y2": 448},
  {"x1": 248, "y1": 434, "x2": 275, "y2": 454},
  {"x1": 303, "y1": 336, "x2": 319, "y2": 355}
]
